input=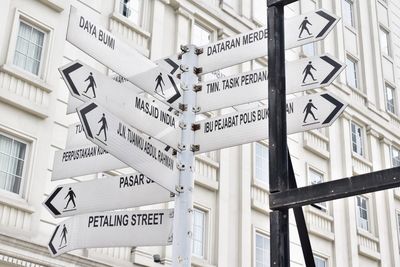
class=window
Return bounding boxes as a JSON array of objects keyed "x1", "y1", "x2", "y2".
[
  {"x1": 192, "y1": 208, "x2": 206, "y2": 258},
  {"x1": 346, "y1": 56, "x2": 358, "y2": 89},
  {"x1": 356, "y1": 196, "x2": 369, "y2": 231},
  {"x1": 385, "y1": 84, "x2": 396, "y2": 114},
  {"x1": 255, "y1": 143, "x2": 269, "y2": 185},
  {"x1": 342, "y1": 0, "x2": 355, "y2": 27},
  {"x1": 314, "y1": 255, "x2": 327, "y2": 267},
  {"x1": 13, "y1": 21, "x2": 45, "y2": 75},
  {"x1": 379, "y1": 27, "x2": 391, "y2": 56},
  {"x1": 0, "y1": 133, "x2": 27, "y2": 195},
  {"x1": 351, "y1": 122, "x2": 364, "y2": 156},
  {"x1": 309, "y1": 169, "x2": 327, "y2": 212},
  {"x1": 192, "y1": 23, "x2": 211, "y2": 47},
  {"x1": 392, "y1": 146, "x2": 400, "y2": 167},
  {"x1": 119, "y1": 0, "x2": 142, "y2": 25},
  {"x1": 255, "y1": 232, "x2": 270, "y2": 267}
]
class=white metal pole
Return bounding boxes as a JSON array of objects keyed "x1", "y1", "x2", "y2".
[{"x1": 172, "y1": 44, "x2": 199, "y2": 267}]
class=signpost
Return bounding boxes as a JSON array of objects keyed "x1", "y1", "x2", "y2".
[
  {"x1": 77, "y1": 101, "x2": 180, "y2": 193},
  {"x1": 51, "y1": 144, "x2": 126, "y2": 181},
  {"x1": 60, "y1": 60, "x2": 182, "y2": 150},
  {"x1": 194, "y1": 92, "x2": 347, "y2": 153},
  {"x1": 44, "y1": 172, "x2": 173, "y2": 218},
  {"x1": 196, "y1": 54, "x2": 344, "y2": 113},
  {"x1": 66, "y1": 6, "x2": 181, "y2": 110},
  {"x1": 48, "y1": 209, "x2": 174, "y2": 257},
  {"x1": 198, "y1": 9, "x2": 339, "y2": 74}
]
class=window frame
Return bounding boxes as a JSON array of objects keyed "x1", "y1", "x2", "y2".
[
  {"x1": 0, "y1": 130, "x2": 31, "y2": 198},
  {"x1": 307, "y1": 167, "x2": 327, "y2": 212},
  {"x1": 342, "y1": 0, "x2": 356, "y2": 28},
  {"x1": 313, "y1": 255, "x2": 328, "y2": 267},
  {"x1": 253, "y1": 230, "x2": 270, "y2": 267},
  {"x1": 379, "y1": 25, "x2": 392, "y2": 58},
  {"x1": 391, "y1": 146, "x2": 400, "y2": 167},
  {"x1": 385, "y1": 83, "x2": 396, "y2": 114},
  {"x1": 192, "y1": 206, "x2": 208, "y2": 259},
  {"x1": 356, "y1": 195, "x2": 370, "y2": 231},
  {"x1": 396, "y1": 210, "x2": 400, "y2": 252},
  {"x1": 350, "y1": 121, "x2": 365, "y2": 157},
  {"x1": 6, "y1": 9, "x2": 52, "y2": 81},
  {"x1": 253, "y1": 142, "x2": 269, "y2": 188},
  {"x1": 345, "y1": 55, "x2": 359, "y2": 90}
]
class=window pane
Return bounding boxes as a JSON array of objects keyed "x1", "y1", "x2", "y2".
[
  {"x1": 380, "y1": 27, "x2": 390, "y2": 56},
  {"x1": 255, "y1": 143, "x2": 268, "y2": 184},
  {"x1": 314, "y1": 256, "x2": 327, "y2": 267},
  {"x1": 386, "y1": 85, "x2": 395, "y2": 113},
  {"x1": 392, "y1": 147, "x2": 400, "y2": 167},
  {"x1": 13, "y1": 22, "x2": 45, "y2": 75},
  {"x1": 342, "y1": 0, "x2": 355, "y2": 27},
  {"x1": 0, "y1": 134, "x2": 26, "y2": 195},
  {"x1": 356, "y1": 196, "x2": 369, "y2": 231},
  {"x1": 255, "y1": 233, "x2": 270, "y2": 267},
  {"x1": 120, "y1": 0, "x2": 142, "y2": 25},
  {"x1": 192, "y1": 209, "x2": 205, "y2": 258},
  {"x1": 351, "y1": 123, "x2": 363, "y2": 156},
  {"x1": 346, "y1": 57, "x2": 358, "y2": 89}
]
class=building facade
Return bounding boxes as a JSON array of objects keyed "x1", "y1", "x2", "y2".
[{"x1": 0, "y1": 0, "x2": 400, "y2": 266}]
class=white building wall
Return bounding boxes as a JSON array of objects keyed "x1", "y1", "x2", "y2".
[{"x1": 0, "y1": 0, "x2": 399, "y2": 266}]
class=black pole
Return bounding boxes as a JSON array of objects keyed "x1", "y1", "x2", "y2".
[
  {"x1": 268, "y1": 2, "x2": 289, "y2": 266},
  {"x1": 288, "y1": 150, "x2": 315, "y2": 267}
]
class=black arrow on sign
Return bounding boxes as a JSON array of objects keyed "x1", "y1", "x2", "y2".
[
  {"x1": 166, "y1": 75, "x2": 182, "y2": 105},
  {"x1": 79, "y1": 102, "x2": 98, "y2": 139},
  {"x1": 321, "y1": 93, "x2": 344, "y2": 124},
  {"x1": 164, "y1": 58, "x2": 179, "y2": 75},
  {"x1": 316, "y1": 10, "x2": 336, "y2": 38},
  {"x1": 320, "y1": 55, "x2": 343, "y2": 85},
  {"x1": 61, "y1": 62, "x2": 83, "y2": 96},
  {"x1": 48, "y1": 225, "x2": 60, "y2": 255},
  {"x1": 44, "y1": 187, "x2": 63, "y2": 216}
]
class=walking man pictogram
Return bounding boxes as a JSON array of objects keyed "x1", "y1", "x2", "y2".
[
  {"x1": 303, "y1": 99, "x2": 318, "y2": 123},
  {"x1": 154, "y1": 73, "x2": 165, "y2": 95},
  {"x1": 64, "y1": 187, "x2": 76, "y2": 209},
  {"x1": 298, "y1": 16, "x2": 312, "y2": 38},
  {"x1": 84, "y1": 72, "x2": 97, "y2": 98},
  {"x1": 96, "y1": 113, "x2": 108, "y2": 142},
  {"x1": 59, "y1": 224, "x2": 68, "y2": 247},
  {"x1": 302, "y1": 61, "x2": 317, "y2": 83}
]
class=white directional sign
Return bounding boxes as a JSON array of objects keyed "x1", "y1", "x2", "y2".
[
  {"x1": 66, "y1": 73, "x2": 142, "y2": 114},
  {"x1": 51, "y1": 144, "x2": 126, "y2": 181},
  {"x1": 194, "y1": 92, "x2": 347, "y2": 153},
  {"x1": 44, "y1": 172, "x2": 173, "y2": 218},
  {"x1": 77, "y1": 101, "x2": 179, "y2": 192},
  {"x1": 60, "y1": 61, "x2": 181, "y2": 150},
  {"x1": 196, "y1": 54, "x2": 345, "y2": 112},
  {"x1": 198, "y1": 9, "x2": 339, "y2": 74},
  {"x1": 48, "y1": 209, "x2": 174, "y2": 256},
  {"x1": 65, "y1": 123, "x2": 91, "y2": 149},
  {"x1": 66, "y1": 6, "x2": 181, "y2": 110}
]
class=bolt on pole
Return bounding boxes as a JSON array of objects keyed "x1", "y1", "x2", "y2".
[
  {"x1": 267, "y1": 2, "x2": 290, "y2": 267},
  {"x1": 171, "y1": 44, "x2": 199, "y2": 267}
]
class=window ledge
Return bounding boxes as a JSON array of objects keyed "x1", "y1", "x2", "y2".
[
  {"x1": 382, "y1": 53, "x2": 394, "y2": 63},
  {"x1": 351, "y1": 152, "x2": 373, "y2": 167},
  {"x1": 110, "y1": 12, "x2": 151, "y2": 38},
  {"x1": 307, "y1": 206, "x2": 333, "y2": 222},
  {"x1": 309, "y1": 225, "x2": 335, "y2": 241},
  {"x1": 357, "y1": 228, "x2": 379, "y2": 243},
  {"x1": 38, "y1": 0, "x2": 65, "y2": 12},
  {"x1": 192, "y1": 256, "x2": 216, "y2": 267},
  {"x1": 1, "y1": 64, "x2": 52, "y2": 93},
  {"x1": 251, "y1": 199, "x2": 269, "y2": 215},
  {"x1": 0, "y1": 193, "x2": 35, "y2": 214},
  {"x1": 195, "y1": 176, "x2": 219, "y2": 191},
  {"x1": 196, "y1": 154, "x2": 219, "y2": 168},
  {"x1": 252, "y1": 178, "x2": 269, "y2": 192}
]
